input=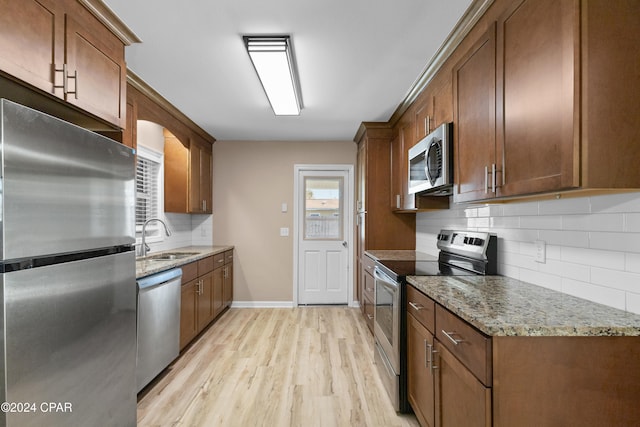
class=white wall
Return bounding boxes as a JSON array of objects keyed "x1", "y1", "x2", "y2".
[
  {"x1": 416, "y1": 192, "x2": 640, "y2": 314},
  {"x1": 212, "y1": 140, "x2": 357, "y2": 305}
]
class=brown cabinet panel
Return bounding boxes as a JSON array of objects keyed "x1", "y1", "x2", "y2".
[
  {"x1": 215, "y1": 266, "x2": 225, "y2": 317},
  {"x1": 407, "y1": 314, "x2": 436, "y2": 427},
  {"x1": 496, "y1": 0, "x2": 578, "y2": 196},
  {"x1": 406, "y1": 285, "x2": 435, "y2": 333},
  {"x1": 0, "y1": 0, "x2": 64, "y2": 96},
  {"x1": 198, "y1": 255, "x2": 215, "y2": 275},
  {"x1": 436, "y1": 342, "x2": 492, "y2": 427},
  {"x1": 179, "y1": 279, "x2": 198, "y2": 350},
  {"x1": 453, "y1": 24, "x2": 497, "y2": 203},
  {"x1": 196, "y1": 271, "x2": 214, "y2": 332},
  {"x1": 64, "y1": 4, "x2": 126, "y2": 127},
  {"x1": 582, "y1": 0, "x2": 640, "y2": 188},
  {"x1": 436, "y1": 305, "x2": 492, "y2": 386}
]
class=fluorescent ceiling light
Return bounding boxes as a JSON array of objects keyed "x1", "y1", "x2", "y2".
[{"x1": 244, "y1": 35, "x2": 302, "y2": 116}]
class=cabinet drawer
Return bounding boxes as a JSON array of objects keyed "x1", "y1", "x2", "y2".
[
  {"x1": 406, "y1": 285, "x2": 435, "y2": 333},
  {"x1": 224, "y1": 250, "x2": 233, "y2": 264},
  {"x1": 436, "y1": 305, "x2": 492, "y2": 386},
  {"x1": 363, "y1": 269, "x2": 375, "y2": 302},
  {"x1": 181, "y1": 261, "x2": 198, "y2": 283},
  {"x1": 198, "y1": 256, "x2": 215, "y2": 275},
  {"x1": 362, "y1": 254, "x2": 375, "y2": 276},
  {"x1": 363, "y1": 294, "x2": 374, "y2": 334},
  {"x1": 213, "y1": 253, "x2": 225, "y2": 269}
]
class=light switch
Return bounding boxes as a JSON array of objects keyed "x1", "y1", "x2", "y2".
[
  {"x1": 281, "y1": 203, "x2": 288, "y2": 213},
  {"x1": 280, "y1": 227, "x2": 289, "y2": 237}
]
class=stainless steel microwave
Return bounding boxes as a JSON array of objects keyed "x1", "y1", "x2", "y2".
[{"x1": 408, "y1": 122, "x2": 452, "y2": 195}]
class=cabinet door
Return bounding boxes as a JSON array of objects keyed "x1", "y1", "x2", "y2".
[
  {"x1": 432, "y1": 73, "x2": 453, "y2": 130},
  {"x1": 407, "y1": 314, "x2": 436, "y2": 427},
  {"x1": 453, "y1": 24, "x2": 497, "y2": 203},
  {"x1": 180, "y1": 280, "x2": 198, "y2": 350},
  {"x1": 189, "y1": 140, "x2": 213, "y2": 213},
  {"x1": 497, "y1": 0, "x2": 578, "y2": 196},
  {"x1": 435, "y1": 342, "x2": 491, "y2": 427},
  {"x1": 65, "y1": 4, "x2": 126, "y2": 127},
  {"x1": 0, "y1": 0, "x2": 65, "y2": 97},
  {"x1": 390, "y1": 121, "x2": 416, "y2": 210},
  {"x1": 415, "y1": 95, "x2": 434, "y2": 141},
  {"x1": 197, "y1": 271, "x2": 214, "y2": 332},
  {"x1": 212, "y1": 266, "x2": 224, "y2": 317},
  {"x1": 223, "y1": 263, "x2": 233, "y2": 309}
]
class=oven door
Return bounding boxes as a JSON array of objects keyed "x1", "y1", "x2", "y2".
[{"x1": 373, "y1": 267, "x2": 400, "y2": 374}]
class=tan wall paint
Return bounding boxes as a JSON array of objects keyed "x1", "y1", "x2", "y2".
[{"x1": 212, "y1": 140, "x2": 357, "y2": 303}]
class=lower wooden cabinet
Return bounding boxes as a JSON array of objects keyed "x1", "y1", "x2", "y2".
[
  {"x1": 223, "y1": 250, "x2": 233, "y2": 309},
  {"x1": 407, "y1": 284, "x2": 640, "y2": 426},
  {"x1": 407, "y1": 314, "x2": 435, "y2": 427},
  {"x1": 361, "y1": 255, "x2": 375, "y2": 333},
  {"x1": 436, "y1": 342, "x2": 491, "y2": 427},
  {"x1": 179, "y1": 279, "x2": 198, "y2": 350}
]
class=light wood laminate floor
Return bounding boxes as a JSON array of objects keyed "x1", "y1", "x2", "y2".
[{"x1": 137, "y1": 307, "x2": 419, "y2": 427}]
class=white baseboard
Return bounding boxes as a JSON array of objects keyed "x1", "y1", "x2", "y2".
[
  {"x1": 231, "y1": 301, "x2": 295, "y2": 308},
  {"x1": 231, "y1": 300, "x2": 361, "y2": 309}
]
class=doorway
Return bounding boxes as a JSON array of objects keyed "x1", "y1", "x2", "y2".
[{"x1": 293, "y1": 164, "x2": 353, "y2": 306}]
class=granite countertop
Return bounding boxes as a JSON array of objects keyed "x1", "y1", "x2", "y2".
[
  {"x1": 365, "y1": 250, "x2": 438, "y2": 262},
  {"x1": 136, "y1": 245, "x2": 234, "y2": 279},
  {"x1": 407, "y1": 275, "x2": 640, "y2": 337}
]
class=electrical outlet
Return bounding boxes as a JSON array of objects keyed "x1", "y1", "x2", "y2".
[
  {"x1": 535, "y1": 240, "x2": 546, "y2": 263},
  {"x1": 280, "y1": 227, "x2": 289, "y2": 237}
]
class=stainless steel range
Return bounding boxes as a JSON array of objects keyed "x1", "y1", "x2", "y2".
[{"x1": 373, "y1": 229, "x2": 497, "y2": 412}]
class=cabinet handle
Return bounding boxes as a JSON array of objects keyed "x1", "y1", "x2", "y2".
[
  {"x1": 491, "y1": 163, "x2": 497, "y2": 193},
  {"x1": 441, "y1": 330, "x2": 464, "y2": 346},
  {"x1": 202, "y1": 200, "x2": 207, "y2": 211},
  {"x1": 426, "y1": 115, "x2": 431, "y2": 135},
  {"x1": 366, "y1": 314, "x2": 374, "y2": 320},
  {"x1": 424, "y1": 339, "x2": 429, "y2": 369},
  {"x1": 484, "y1": 166, "x2": 489, "y2": 194},
  {"x1": 396, "y1": 194, "x2": 401, "y2": 209},
  {"x1": 408, "y1": 301, "x2": 424, "y2": 311},
  {"x1": 428, "y1": 343, "x2": 438, "y2": 371},
  {"x1": 53, "y1": 64, "x2": 66, "y2": 95},
  {"x1": 67, "y1": 69, "x2": 78, "y2": 99},
  {"x1": 223, "y1": 266, "x2": 228, "y2": 279},
  {"x1": 217, "y1": 258, "x2": 224, "y2": 264}
]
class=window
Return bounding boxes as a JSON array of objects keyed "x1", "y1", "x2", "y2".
[{"x1": 135, "y1": 146, "x2": 163, "y2": 242}]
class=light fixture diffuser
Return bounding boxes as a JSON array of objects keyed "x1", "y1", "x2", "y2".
[{"x1": 244, "y1": 35, "x2": 302, "y2": 116}]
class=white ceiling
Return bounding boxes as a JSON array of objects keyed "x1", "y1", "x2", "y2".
[{"x1": 104, "y1": 0, "x2": 472, "y2": 141}]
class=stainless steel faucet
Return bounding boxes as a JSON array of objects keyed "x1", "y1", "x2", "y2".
[{"x1": 140, "y1": 218, "x2": 172, "y2": 257}]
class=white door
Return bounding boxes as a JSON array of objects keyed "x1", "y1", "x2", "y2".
[{"x1": 295, "y1": 166, "x2": 352, "y2": 305}]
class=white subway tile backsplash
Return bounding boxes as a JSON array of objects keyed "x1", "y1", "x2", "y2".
[
  {"x1": 590, "y1": 192, "x2": 640, "y2": 213},
  {"x1": 625, "y1": 213, "x2": 640, "y2": 232},
  {"x1": 591, "y1": 267, "x2": 640, "y2": 293},
  {"x1": 590, "y1": 231, "x2": 640, "y2": 253},
  {"x1": 538, "y1": 230, "x2": 590, "y2": 248},
  {"x1": 538, "y1": 196, "x2": 591, "y2": 215},
  {"x1": 416, "y1": 192, "x2": 640, "y2": 313},
  {"x1": 520, "y1": 215, "x2": 562, "y2": 230},
  {"x1": 626, "y1": 253, "x2": 640, "y2": 273},
  {"x1": 626, "y1": 292, "x2": 640, "y2": 315},
  {"x1": 561, "y1": 247, "x2": 625, "y2": 270},
  {"x1": 562, "y1": 213, "x2": 624, "y2": 232}
]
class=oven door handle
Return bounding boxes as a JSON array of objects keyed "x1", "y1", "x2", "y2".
[{"x1": 374, "y1": 268, "x2": 399, "y2": 291}]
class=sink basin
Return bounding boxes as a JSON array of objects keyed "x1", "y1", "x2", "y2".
[{"x1": 144, "y1": 252, "x2": 200, "y2": 261}]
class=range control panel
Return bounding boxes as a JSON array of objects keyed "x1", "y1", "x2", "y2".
[{"x1": 437, "y1": 230, "x2": 496, "y2": 261}]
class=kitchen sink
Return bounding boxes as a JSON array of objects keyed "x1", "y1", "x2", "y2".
[{"x1": 144, "y1": 252, "x2": 200, "y2": 261}]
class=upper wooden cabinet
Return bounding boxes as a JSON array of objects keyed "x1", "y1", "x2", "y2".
[
  {"x1": 127, "y1": 75, "x2": 215, "y2": 214},
  {"x1": 0, "y1": 0, "x2": 139, "y2": 128},
  {"x1": 453, "y1": 0, "x2": 640, "y2": 203},
  {"x1": 164, "y1": 131, "x2": 213, "y2": 214},
  {"x1": 188, "y1": 137, "x2": 213, "y2": 214}
]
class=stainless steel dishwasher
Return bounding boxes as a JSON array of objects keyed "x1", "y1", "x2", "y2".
[{"x1": 136, "y1": 268, "x2": 182, "y2": 392}]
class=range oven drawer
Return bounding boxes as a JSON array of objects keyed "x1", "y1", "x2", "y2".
[{"x1": 436, "y1": 304, "x2": 492, "y2": 386}]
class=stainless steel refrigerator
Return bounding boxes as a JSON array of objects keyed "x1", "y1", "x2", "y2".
[{"x1": 0, "y1": 99, "x2": 137, "y2": 426}]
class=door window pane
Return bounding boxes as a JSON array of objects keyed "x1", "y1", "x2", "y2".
[{"x1": 304, "y1": 177, "x2": 343, "y2": 240}]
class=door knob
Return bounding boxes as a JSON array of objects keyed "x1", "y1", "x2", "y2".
[{"x1": 342, "y1": 241, "x2": 348, "y2": 248}]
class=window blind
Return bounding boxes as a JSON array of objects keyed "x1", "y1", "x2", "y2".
[{"x1": 136, "y1": 154, "x2": 160, "y2": 228}]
